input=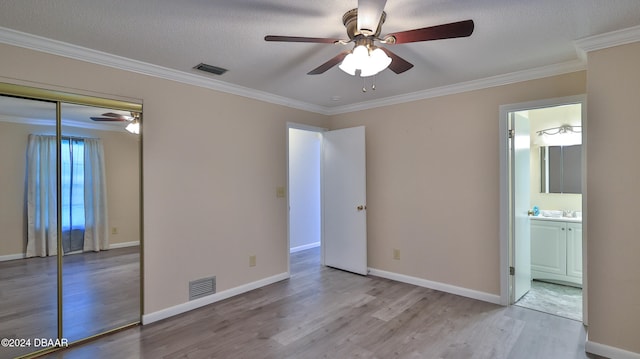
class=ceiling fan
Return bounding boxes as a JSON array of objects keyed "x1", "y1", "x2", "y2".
[
  {"x1": 264, "y1": 0, "x2": 474, "y2": 77},
  {"x1": 90, "y1": 112, "x2": 136, "y2": 122}
]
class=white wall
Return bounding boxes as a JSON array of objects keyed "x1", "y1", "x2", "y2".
[{"x1": 288, "y1": 128, "x2": 321, "y2": 252}]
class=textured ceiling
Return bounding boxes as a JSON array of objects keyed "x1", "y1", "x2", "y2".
[{"x1": 1, "y1": 0, "x2": 640, "y2": 109}]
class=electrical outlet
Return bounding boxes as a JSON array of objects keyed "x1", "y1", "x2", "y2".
[
  {"x1": 111, "y1": 227, "x2": 118, "y2": 235},
  {"x1": 393, "y1": 249, "x2": 400, "y2": 260},
  {"x1": 249, "y1": 255, "x2": 256, "y2": 267}
]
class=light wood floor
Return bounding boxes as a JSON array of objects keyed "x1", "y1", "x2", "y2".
[
  {"x1": 41, "y1": 247, "x2": 600, "y2": 359},
  {"x1": 0, "y1": 247, "x2": 140, "y2": 359}
]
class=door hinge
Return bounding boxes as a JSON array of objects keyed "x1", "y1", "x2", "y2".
[
  {"x1": 508, "y1": 129, "x2": 515, "y2": 139},
  {"x1": 509, "y1": 266, "x2": 515, "y2": 275}
]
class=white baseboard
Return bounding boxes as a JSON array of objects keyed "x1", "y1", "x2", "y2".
[
  {"x1": 142, "y1": 272, "x2": 290, "y2": 325},
  {"x1": 368, "y1": 268, "x2": 502, "y2": 305},
  {"x1": 290, "y1": 242, "x2": 320, "y2": 253},
  {"x1": 109, "y1": 241, "x2": 140, "y2": 249},
  {"x1": 586, "y1": 338, "x2": 640, "y2": 359},
  {"x1": 0, "y1": 253, "x2": 25, "y2": 262}
]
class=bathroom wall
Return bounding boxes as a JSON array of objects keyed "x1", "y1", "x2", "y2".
[{"x1": 528, "y1": 105, "x2": 582, "y2": 213}]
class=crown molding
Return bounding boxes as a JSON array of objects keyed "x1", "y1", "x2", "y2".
[
  {"x1": 326, "y1": 59, "x2": 587, "y2": 115},
  {"x1": 1, "y1": 26, "x2": 592, "y2": 117},
  {"x1": 0, "y1": 27, "x2": 329, "y2": 115},
  {"x1": 574, "y1": 24, "x2": 640, "y2": 60}
]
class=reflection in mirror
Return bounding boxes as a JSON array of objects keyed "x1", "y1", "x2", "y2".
[
  {"x1": 0, "y1": 93, "x2": 141, "y2": 357},
  {"x1": 60, "y1": 103, "x2": 140, "y2": 342},
  {"x1": 0, "y1": 95, "x2": 59, "y2": 358},
  {"x1": 540, "y1": 144, "x2": 582, "y2": 194}
]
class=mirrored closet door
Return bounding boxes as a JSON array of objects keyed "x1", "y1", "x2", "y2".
[
  {"x1": 0, "y1": 83, "x2": 142, "y2": 358},
  {"x1": 0, "y1": 95, "x2": 59, "y2": 359}
]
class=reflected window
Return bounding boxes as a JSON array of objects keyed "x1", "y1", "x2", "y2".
[
  {"x1": 26, "y1": 135, "x2": 108, "y2": 256},
  {"x1": 61, "y1": 138, "x2": 85, "y2": 252}
]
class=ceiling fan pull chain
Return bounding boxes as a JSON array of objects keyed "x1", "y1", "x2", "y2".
[
  {"x1": 362, "y1": 77, "x2": 367, "y2": 92},
  {"x1": 372, "y1": 75, "x2": 376, "y2": 91}
]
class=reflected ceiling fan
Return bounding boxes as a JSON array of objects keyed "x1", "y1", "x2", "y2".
[
  {"x1": 90, "y1": 112, "x2": 141, "y2": 134},
  {"x1": 90, "y1": 112, "x2": 134, "y2": 122},
  {"x1": 264, "y1": 0, "x2": 474, "y2": 77}
]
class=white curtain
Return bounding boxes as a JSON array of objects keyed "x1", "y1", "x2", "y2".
[
  {"x1": 83, "y1": 138, "x2": 109, "y2": 252},
  {"x1": 26, "y1": 135, "x2": 58, "y2": 257},
  {"x1": 26, "y1": 135, "x2": 109, "y2": 256}
]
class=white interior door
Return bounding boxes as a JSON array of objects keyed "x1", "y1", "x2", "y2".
[
  {"x1": 512, "y1": 112, "x2": 532, "y2": 302},
  {"x1": 322, "y1": 126, "x2": 367, "y2": 275}
]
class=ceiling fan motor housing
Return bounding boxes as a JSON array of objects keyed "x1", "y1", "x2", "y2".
[{"x1": 342, "y1": 9, "x2": 386, "y2": 39}]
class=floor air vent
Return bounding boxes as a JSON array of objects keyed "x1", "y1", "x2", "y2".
[
  {"x1": 189, "y1": 276, "x2": 216, "y2": 300},
  {"x1": 194, "y1": 63, "x2": 228, "y2": 75}
]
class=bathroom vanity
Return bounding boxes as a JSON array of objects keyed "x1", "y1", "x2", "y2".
[{"x1": 530, "y1": 216, "x2": 582, "y2": 287}]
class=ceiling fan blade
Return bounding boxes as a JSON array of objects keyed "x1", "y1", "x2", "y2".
[
  {"x1": 307, "y1": 51, "x2": 350, "y2": 75},
  {"x1": 379, "y1": 47, "x2": 414, "y2": 74},
  {"x1": 357, "y1": 0, "x2": 387, "y2": 34},
  {"x1": 90, "y1": 117, "x2": 126, "y2": 122},
  {"x1": 101, "y1": 112, "x2": 125, "y2": 118},
  {"x1": 385, "y1": 19, "x2": 474, "y2": 44},
  {"x1": 265, "y1": 35, "x2": 342, "y2": 44}
]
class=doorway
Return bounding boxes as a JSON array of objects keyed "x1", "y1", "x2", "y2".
[
  {"x1": 499, "y1": 95, "x2": 586, "y2": 323},
  {"x1": 287, "y1": 124, "x2": 324, "y2": 273},
  {"x1": 286, "y1": 123, "x2": 368, "y2": 276}
]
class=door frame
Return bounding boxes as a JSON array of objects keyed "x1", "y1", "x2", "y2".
[
  {"x1": 498, "y1": 94, "x2": 588, "y2": 323},
  {"x1": 286, "y1": 122, "x2": 326, "y2": 276}
]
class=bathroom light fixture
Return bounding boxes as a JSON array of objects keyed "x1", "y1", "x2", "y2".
[
  {"x1": 338, "y1": 38, "x2": 391, "y2": 77},
  {"x1": 536, "y1": 125, "x2": 581, "y2": 146}
]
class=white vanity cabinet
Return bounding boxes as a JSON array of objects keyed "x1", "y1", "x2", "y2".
[{"x1": 530, "y1": 218, "x2": 582, "y2": 287}]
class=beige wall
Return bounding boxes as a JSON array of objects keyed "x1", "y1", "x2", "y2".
[
  {"x1": 0, "y1": 121, "x2": 32, "y2": 256},
  {"x1": 0, "y1": 120, "x2": 139, "y2": 256},
  {"x1": 327, "y1": 72, "x2": 586, "y2": 295},
  {"x1": 0, "y1": 43, "x2": 326, "y2": 313},
  {"x1": 3, "y1": 37, "x2": 636, "y2": 355},
  {"x1": 586, "y1": 42, "x2": 640, "y2": 353}
]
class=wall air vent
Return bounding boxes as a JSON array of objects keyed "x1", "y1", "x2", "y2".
[
  {"x1": 194, "y1": 63, "x2": 228, "y2": 75},
  {"x1": 189, "y1": 276, "x2": 216, "y2": 300}
]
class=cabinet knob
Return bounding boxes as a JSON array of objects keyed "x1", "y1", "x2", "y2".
[
  {"x1": 562, "y1": 228, "x2": 565, "y2": 231},
  {"x1": 568, "y1": 228, "x2": 572, "y2": 231}
]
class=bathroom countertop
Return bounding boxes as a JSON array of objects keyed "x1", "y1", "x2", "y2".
[{"x1": 530, "y1": 215, "x2": 582, "y2": 223}]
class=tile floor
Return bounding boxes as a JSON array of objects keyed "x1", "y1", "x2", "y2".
[{"x1": 515, "y1": 280, "x2": 583, "y2": 321}]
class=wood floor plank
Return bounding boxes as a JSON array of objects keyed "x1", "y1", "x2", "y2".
[
  {"x1": 371, "y1": 287, "x2": 427, "y2": 322},
  {"x1": 0, "y1": 247, "x2": 140, "y2": 359},
  {"x1": 40, "y1": 247, "x2": 596, "y2": 359}
]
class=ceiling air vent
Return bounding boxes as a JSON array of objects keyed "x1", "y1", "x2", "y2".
[
  {"x1": 189, "y1": 276, "x2": 216, "y2": 300},
  {"x1": 194, "y1": 63, "x2": 228, "y2": 75}
]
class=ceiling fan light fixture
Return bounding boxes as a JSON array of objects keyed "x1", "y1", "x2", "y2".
[
  {"x1": 338, "y1": 51, "x2": 358, "y2": 76},
  {"x1": 361, "y1": 47, "x2": 391, "y2": 77},
  {"x1": 125, "y1": 119, "x2": 140, "y2": 134},
  {"x1": 339, "y1": 44, "x2": 391, "y2": 77}
]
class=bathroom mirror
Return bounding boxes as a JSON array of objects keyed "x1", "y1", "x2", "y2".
[{"x1": 540, "y1": 144, "x2": 581, "y2": 194}]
